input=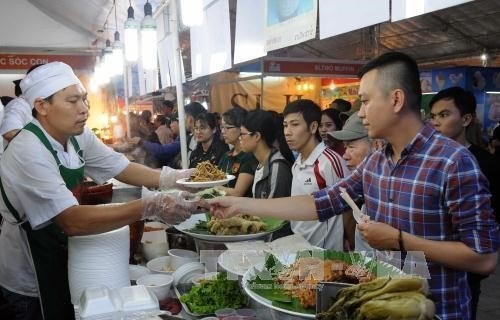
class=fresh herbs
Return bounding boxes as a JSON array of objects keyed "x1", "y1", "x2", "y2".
[
  {"x1": 179, "y1": 272, "x2": 247, "y2": 314},
  {"x1": 196, "y1": 188, "x2": 224, "y2": 199}
]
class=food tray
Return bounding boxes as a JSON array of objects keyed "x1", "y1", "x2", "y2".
[{"x1": 174, "y1": 283, "x2": 211, "y2": 317}]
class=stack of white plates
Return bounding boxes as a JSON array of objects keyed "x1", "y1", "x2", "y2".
[
  {"x1": 172, "y1": 262, "x2": 205, "y2": 286},
  {"x1": 68, "y1": 226, "x2": 130, "y2": 305}
]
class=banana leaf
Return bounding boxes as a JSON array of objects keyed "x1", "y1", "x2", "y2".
[{"x1": 247, "y1": 250, "x2": 405, "y2": 316}]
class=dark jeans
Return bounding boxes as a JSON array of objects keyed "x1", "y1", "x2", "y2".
[
  {"x1": 0, "y1": 287, "x2": 42, "y2": 320},
  {"x1": 467, "y1": 272, "x2": 488, "y2": 320}
]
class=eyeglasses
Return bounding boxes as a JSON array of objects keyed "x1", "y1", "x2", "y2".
[
  {"x1": 221, "y1": 125, "x2": 237, "y2": 131},
  {"x1": 239, "y1": 131, "x2": 254, "y2": 137},
  {"x1": 194, "y1": 126, "x2": 210, "y2": 131}
]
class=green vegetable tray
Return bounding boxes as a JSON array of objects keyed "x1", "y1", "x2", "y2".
[{"x1": 175, "y1": 272, "x2": 247, "y2": 316}]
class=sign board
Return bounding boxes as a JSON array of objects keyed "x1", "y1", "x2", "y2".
[
  {"x1": 263, "y1": 59, "x2": 364, "y2": 76},
  {"x1": 0, "y1": 54, "x2": 94, "y2": 70}
]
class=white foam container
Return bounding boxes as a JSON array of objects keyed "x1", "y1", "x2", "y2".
[
  {"x1": 118, "y1": 285, "x2": 159, "y2": 319},
  {"x1": 77, "y1": 285, "x2": 159, "y2": 320}
]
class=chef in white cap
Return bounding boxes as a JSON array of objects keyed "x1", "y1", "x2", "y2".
[{"x1": 0, "y1": 62, "x2": 199, "y2": 320}]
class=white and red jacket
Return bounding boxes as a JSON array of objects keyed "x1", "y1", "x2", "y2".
[{"x1": 291, "y1": 142, "x2": 348, "y2": 250}]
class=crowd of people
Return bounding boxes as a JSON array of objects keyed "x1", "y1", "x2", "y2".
[{"x1": 0, "y1": 51, "x2": 498, "y2": 320}]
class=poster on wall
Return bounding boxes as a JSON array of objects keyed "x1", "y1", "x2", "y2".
[
  {"x1": 264, "y1": 0, "x2": 317, "y2": 52},
  {"x1": 190, "y1": 0, "x2": 232, "y2": 79}
]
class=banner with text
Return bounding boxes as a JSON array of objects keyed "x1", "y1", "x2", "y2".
[{"x1": 0, "y1": 54, "x2": 94, "y2": 71}]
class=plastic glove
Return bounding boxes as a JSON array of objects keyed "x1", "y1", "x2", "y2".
[
  {"x1": 141, "y1": 187, "x2": 198, "y2": 225},
  {"x1": 159, "y1": 166, "x2": 195, "y2": 190}
]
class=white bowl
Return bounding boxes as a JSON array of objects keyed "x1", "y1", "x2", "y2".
[
  {"x1": 128, "y1": 265, "x2": 151, "y2": 283},
  {"x1": 136, "y1": 274, "x2": 173, "y2": 301},
  {"x1": 146, "y1": 256, "x2": 186, "y2": 274},
  {"x1": 167, "y1": 249, "x2": 199, "y2": 263},
  {"x1": 141, "y1": 242, "x2": 169, "y2": 261},
  {"x1": 143, "y1": 221, "x2": 168, "y2": 232},
  {"x1": 191, "y1": 272, "x2": 219, "y2": 286}
]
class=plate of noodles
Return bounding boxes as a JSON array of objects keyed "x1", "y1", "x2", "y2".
[{"x1": 177, "y1": 161, "x2": 235, "y2": 188}]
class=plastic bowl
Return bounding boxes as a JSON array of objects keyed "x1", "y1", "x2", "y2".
[
  {"x1": 141, "y1": 242, "x2": 169, "y2": 261},
  {"x1": 191, "y1": 272, "x2": 219, "y2": 286},
  {"x1": 136, "y1": 273, "x2": 173, "y2": 301},
  {"x1": 167, "y1": 249, "x2": 199, "y2": 263},
  {"x1": 146, "y1": 255, "x2": 186, "y2": 274},
  {"x1": 128, "y1": 265, "x2": 151, "y2": 284}
]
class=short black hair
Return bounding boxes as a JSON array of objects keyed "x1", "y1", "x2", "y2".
[
  {"x1": 283, "y1": 99, "x2": 322, "y2": 141},
  {"x1": 195, "y1": 112, "x2": 218, "y2": 130},
  {"x1": 322, "y1": 108, "x2": 343, "y2": 130},
  {"x1": 155, "y1": 115, "x2": 169, "y2": 126},
  {"x1": 185, "y1": 101, "x2": 206, "y2": 118},
  {"x1": 429, "y1": 86, "x2": 476, "y2": 116},
  {"x1": 223, "y1": 106, "x2": 247, "y2": 127},
  {"x1": 358, "y1": 51, "x2": 422, "y2": 113},
  {"x1": 331, "y1": 99, "x2": 351, "y2": 112},
  {"x1": 162, "y1": 100, "x2": 174, "y2": 109}
]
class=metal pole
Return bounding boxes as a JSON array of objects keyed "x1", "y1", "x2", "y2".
[
  {"x1": 170, "y1": 0, "x2": 188, "y2": 169},
  {"x1": 123, "y1": 64, "x2": 131, "y2": 138}
]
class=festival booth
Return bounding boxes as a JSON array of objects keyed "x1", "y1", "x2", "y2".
[{"x1": 209, "y1": 57, "x2": 364, "y2": 113}]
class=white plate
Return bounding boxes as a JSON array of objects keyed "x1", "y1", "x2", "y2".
[
  {"x1": 175, "y1": 214, "x2": 273, "y2": 243},
  {"x1": 243, "y1": 262, "x2": 316, "y2": 319},
  {"x1": 218, "y1": 250, "x2": 267, "y2": 277},
  {"x1": 242, "y1": 252, "x2": 406, "y2": 319},
  {"x1": 176, "y1": 175, "x2": 235, "y2": 188}
]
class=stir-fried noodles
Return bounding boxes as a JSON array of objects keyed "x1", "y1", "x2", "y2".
[{"x1": 189, "y1": 161, "x2": 226, "y2": 182}]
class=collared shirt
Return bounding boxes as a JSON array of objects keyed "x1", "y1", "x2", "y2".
[
  {"x1": 313, "y1": 123, "x2": 499, "y2": 320},
  {"x1": 0, "y1": 120, "x2": 129, "y2": 296},
  {"x1": 291, "y1": 142, "x2": 347, "y2": 250}
]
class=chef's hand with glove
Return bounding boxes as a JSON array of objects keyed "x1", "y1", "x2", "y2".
[
  {"x1": 159, "y1": 166, "x2": 195, "y2": 190},
  {"x1": 141, "y1": 187, "x2": 199, "y2": 225}
]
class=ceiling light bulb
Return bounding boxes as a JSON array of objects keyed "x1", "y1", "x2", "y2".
[
  {"x1": 141, "y1": 1, "x2": 158, "y2": 70},
  {"x1": 124, "y1": 5, "x2": 139, "y2": 62},
  {"x1": 480, "y1": 52, "x2": 488, "y2": 61}
]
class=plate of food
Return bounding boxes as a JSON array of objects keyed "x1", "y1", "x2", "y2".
[
  {"x1": 176, "y1": 161, "x2": 235, "y2": 188},
  {"x1": 242, "y1": 250, "x2": 406, "y2": 319},
  {"x1": 175, "y1": 213, "x2": 285, "y2": 242}
]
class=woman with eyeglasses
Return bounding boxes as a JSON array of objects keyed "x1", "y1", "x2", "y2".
[
  {"x1": 240, "y1": 109, "x2": 293, "y2": 199},
  {"x1": 189, "y1": 112, "x2": 229, "y2": 168},
  {"x1": 217, "y1": 107, "x2": 258, "y2": 197}
]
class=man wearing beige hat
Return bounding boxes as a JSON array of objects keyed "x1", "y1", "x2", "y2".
[{"x1": 0, "y1": 62, "x2": 200, "y2": 320}]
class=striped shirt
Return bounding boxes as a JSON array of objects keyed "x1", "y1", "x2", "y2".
[
  {"x1": 313, "y1": 123, "x2": 499, "y2": 320},
  {"x1": 291, "y1": 142, "x2": 348, "y2": 250}
]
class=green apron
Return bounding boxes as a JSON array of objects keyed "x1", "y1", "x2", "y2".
[{"x1": 0, "y1": 123, "x2": 85, "y2": 320}]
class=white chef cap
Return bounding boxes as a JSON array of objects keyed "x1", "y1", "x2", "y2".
[{"x1": 20, "y1": 62, "x2": 82, "y2": 108}]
